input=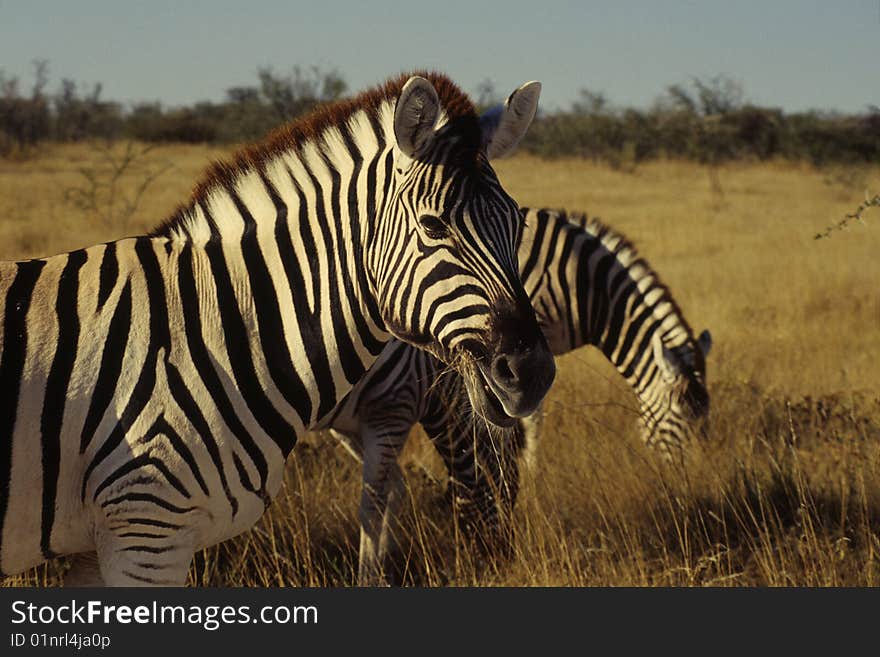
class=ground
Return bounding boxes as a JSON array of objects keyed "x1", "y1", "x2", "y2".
[{"x1": 2, "y1": 143, "x2": 878, "y2": 586}]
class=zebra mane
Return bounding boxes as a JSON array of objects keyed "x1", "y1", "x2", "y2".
[
  {"x1": 152, "y1": 71, "x2": 479, "y2": 239},
  {"x1": 560, "y1": 209, "x2": 698, "y2": 350}
]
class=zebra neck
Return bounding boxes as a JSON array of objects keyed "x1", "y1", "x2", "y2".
[
  {"x1": 164, "y1": 111, "x2": 398, "y2": 431},
  {"x1": 522, "y1": 210, "x2": 691, "y2": 383},
  {"x1": 572, "y1": 221, "x2": 692, "y2": 410}
]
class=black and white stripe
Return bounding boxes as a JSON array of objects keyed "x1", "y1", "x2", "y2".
[
  {"x1": 324, "y1": 207, "x2": 712, "y2": 584},
  {"x1": 0, "y1": 72, "x2": 552, "y2": 585}
]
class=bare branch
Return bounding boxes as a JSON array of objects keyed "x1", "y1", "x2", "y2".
[{"x1": 814, "y1": 193, "x2": 880, "y2": 239}]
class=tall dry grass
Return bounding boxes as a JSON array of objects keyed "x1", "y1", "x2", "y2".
[{"x1": 2, "y1": 143, "x2": 878, "y2": 586}]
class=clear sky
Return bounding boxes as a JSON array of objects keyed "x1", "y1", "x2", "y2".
[{"x1": 0, "y1": 0, "x2": 878, "y2": 114}]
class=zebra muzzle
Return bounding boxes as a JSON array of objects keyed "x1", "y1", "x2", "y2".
[{"x1": 475, "y1": 337, "x2": 555, "y2": 421}]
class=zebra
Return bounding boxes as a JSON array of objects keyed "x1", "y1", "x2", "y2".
[
  {"x1": 0, "y1": 72, "x2": 557, "y2": 586},
  {"x1": 322, "y1": 207, "x2": 712, "y2": 584}
]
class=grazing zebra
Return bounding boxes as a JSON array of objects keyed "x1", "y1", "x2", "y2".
[
  {"x1": 0, "y1": 72, "x2": 557, "y2": 586},
  {"x1": 323, "y1": 207, "x2": 712, "y2": 584}
]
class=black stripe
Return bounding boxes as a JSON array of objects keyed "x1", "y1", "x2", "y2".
[
  {"x1": 581, "y1": 248, "x2": 610, "y2": 345},
  {"x1": 615, "y1": 305, "x2": 653, "y2": 376},
  {"x1": 123, "y1": 518, "x2": 181, "y2": 530},
  {"x1": 302, "y1": 159, "x2": 365, "y2": 387},
  {"x1": 571, "y1": 235, "x2": 602, "y2": 348},
  {"x1": 101, "y1": 492, "x2": 195, "y2": 514},
  {"x1": 432, "y1": 304, "x2": 491, "y2": 341},
  {"x1": 554, "y1": 223, "x2": 577, "y2": 351},
  {"x1": 121, "y1": 545, "x2": 172, "y2": 553},
  {"x1": 634, "y1": 363, "x2": 661, "y2": 397},
  {"x1": 82, "y1": 352, "x2": 154, "y2": 501},
  {"x1": 360, "y1": 151, "x2": 388, "y2": 333},
  {"x1": 175, "y1": 243, "x2": 266, "y2": 495},
  {"x1": 521, "y1": 209, "x2": 550, "y2": 289},
  {"x1": 407, "y1": 242, "x2": 458, "y2": 326},
  {"x1": 136, "y1": 238, "x2": 170, "y2": 350},
  {"x1": 0, "y1": 259, "x2": 46, "y2": 561},
  {"x1": 232, "y1": 453, "x2": 258, "y2": 495},
  {"x1": 384, "y1": 240, "x2": 416, "y2": 320},
  {"x1": 151, "y1": 415, "x2": 209, "y2": 497},
  {"x1": 82, "y1": 239, "x2": 170, "y2": 498},
  {"x1": 325, "y1": 153, "x2": 362, "y2": 381},
  {"x1": 230, "y1": 189, "x2": 312, "y2": 423},
  {"x1": 624, "y1": 324, "x2": 660, "y2": 381},
  {"x1": 80, "y1": 279, "x2": 132, "y2": 453},
  {"x1": 420, "y1": 278, "x2": 485, "y2": 334},
  {"x1": 338, "y1": 122, "x2": 385, "y2": 356},
  {"x1": 165, "y1": 360, "x2": 240, "y2": 516},
  {"x1": 97, "y1": 242, "x2": 118, "y2": 311},
  {"x1": 276, "y1": 168, "x2": 336, "y2": 422},
  {"x1": 371, "y1": 151, "x2": 399, "y2": 287},
  {"x1": 609, "y1": 259, "x2": 633, "y2": 293},
  {"x1": 92, "y1": 451, "x2": 191, "y2": 502},
  {"x1": 201, "y1": 203, "x2": 296, "y2": 455},
  {"x1": 40, "y1": 249, "x2": 87, "y2": 558}
]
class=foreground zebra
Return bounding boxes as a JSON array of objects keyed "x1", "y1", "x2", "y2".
[
  {"x1": 0, "y1": 72, "x2": 557, "y2": 585},
  {"x1": 322, "y1": 208, "x2": 712, "y2": 584}
]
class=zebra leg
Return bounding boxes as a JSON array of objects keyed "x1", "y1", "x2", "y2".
[
  {"x1": 64, "y1": 521, "x2": 194, "y2": 587},
  {"x1": 431, "y1": 418, "x2": 524, "y2": 554},
  {"x1": 471, "y1": 423, "x2": 523, "y2": 554},
  {"x1": 377, "y1": 461, "x2": 406, "y2": 584},
  {"x1": 86, "y1": 471, "x2": 202, "y2": 586},
  {"x1": 357, "y1": 424, "x2": 408, "y2": 586},
  {"x1": 330, "y1": 429, "x2": 364, "y2": 465},
  {"x1": 331, "y1": 428, "x2": 404, "y2": 584},
  {"x1": 94, "y1": 527, "x2": 194, "y2": 586}
]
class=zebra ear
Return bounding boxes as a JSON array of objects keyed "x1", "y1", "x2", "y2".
[
  {"x1": 480, "y1": 81, "x2": 541, "y2": 160},
  {"x1": 394, "y1": 76, "x2": 441, "y2": 159},
  {"x1": 697, "y1": 329, "x2": 713, "y2": 358}
]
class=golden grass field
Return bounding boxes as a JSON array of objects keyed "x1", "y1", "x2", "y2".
[{"x1": 1, "y1": 142, "x2": 878, "y2": 586}]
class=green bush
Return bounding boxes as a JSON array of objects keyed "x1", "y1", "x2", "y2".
[{"x1": 1, "y1": 66, "x2": 877, "y2": 165}]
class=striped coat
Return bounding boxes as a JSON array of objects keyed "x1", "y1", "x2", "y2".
[{"x1": 0, "y1": 72, "x2": 554, "y2": 585}]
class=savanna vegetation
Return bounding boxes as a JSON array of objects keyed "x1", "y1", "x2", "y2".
[
  {"x1": 1, "y1": 139, "x2": 877, "y2": 586},
  {"x1": 2, "y1": 62, "x2": 879, "y2": 166}
]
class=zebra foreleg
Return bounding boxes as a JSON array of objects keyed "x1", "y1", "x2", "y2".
[
  {"x1": 87, "y1": 477, "x2": 202, "y2": 586},
  {"x1": 377, "y1": 461, "x2": 406, "y2": 583},
  {"x1": 357, "y1": 425, "x2": 408, "y2": 586},
  {"x1": 444, "y1": 421, "x2": 527, "y2": 557},
  {"x1": 66, "y1": 545, "x2": 192, "y2": 587},
  {"x1": 93, "y1": 527, "x2": 194, "y2": 586}
]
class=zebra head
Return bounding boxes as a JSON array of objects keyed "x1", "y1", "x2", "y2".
[
  {"x1": 642, "y1": 329, "x2": 713, "y2": 456},
  {"x1": 371, "y1": 74, "x2": 555, "y2": 426}
]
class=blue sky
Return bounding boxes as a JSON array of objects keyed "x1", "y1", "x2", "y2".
[{"x1": 0, "y1": 0, "x2": 877, "y2": 113}]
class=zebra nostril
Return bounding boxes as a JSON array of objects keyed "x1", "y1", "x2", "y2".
[{"x1": 492, "y1": 354, "x2": 517, "y2": 386}]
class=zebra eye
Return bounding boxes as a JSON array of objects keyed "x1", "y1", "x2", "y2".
[{"x1": 418, "y1": 214, "x2": 449, "y2": 239}]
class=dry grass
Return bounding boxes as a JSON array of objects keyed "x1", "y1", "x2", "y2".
[{"x1": 2, "y1": 143, "x2": 879, "y2": 586}]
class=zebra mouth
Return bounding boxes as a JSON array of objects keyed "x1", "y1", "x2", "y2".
[{"x1": 469, "y1": 367, "x2": 519, "y2": 428}]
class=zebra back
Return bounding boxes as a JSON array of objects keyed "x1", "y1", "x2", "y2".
[{"x1": 518, "y1": 207, "x2": 711, "y2": 454}]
